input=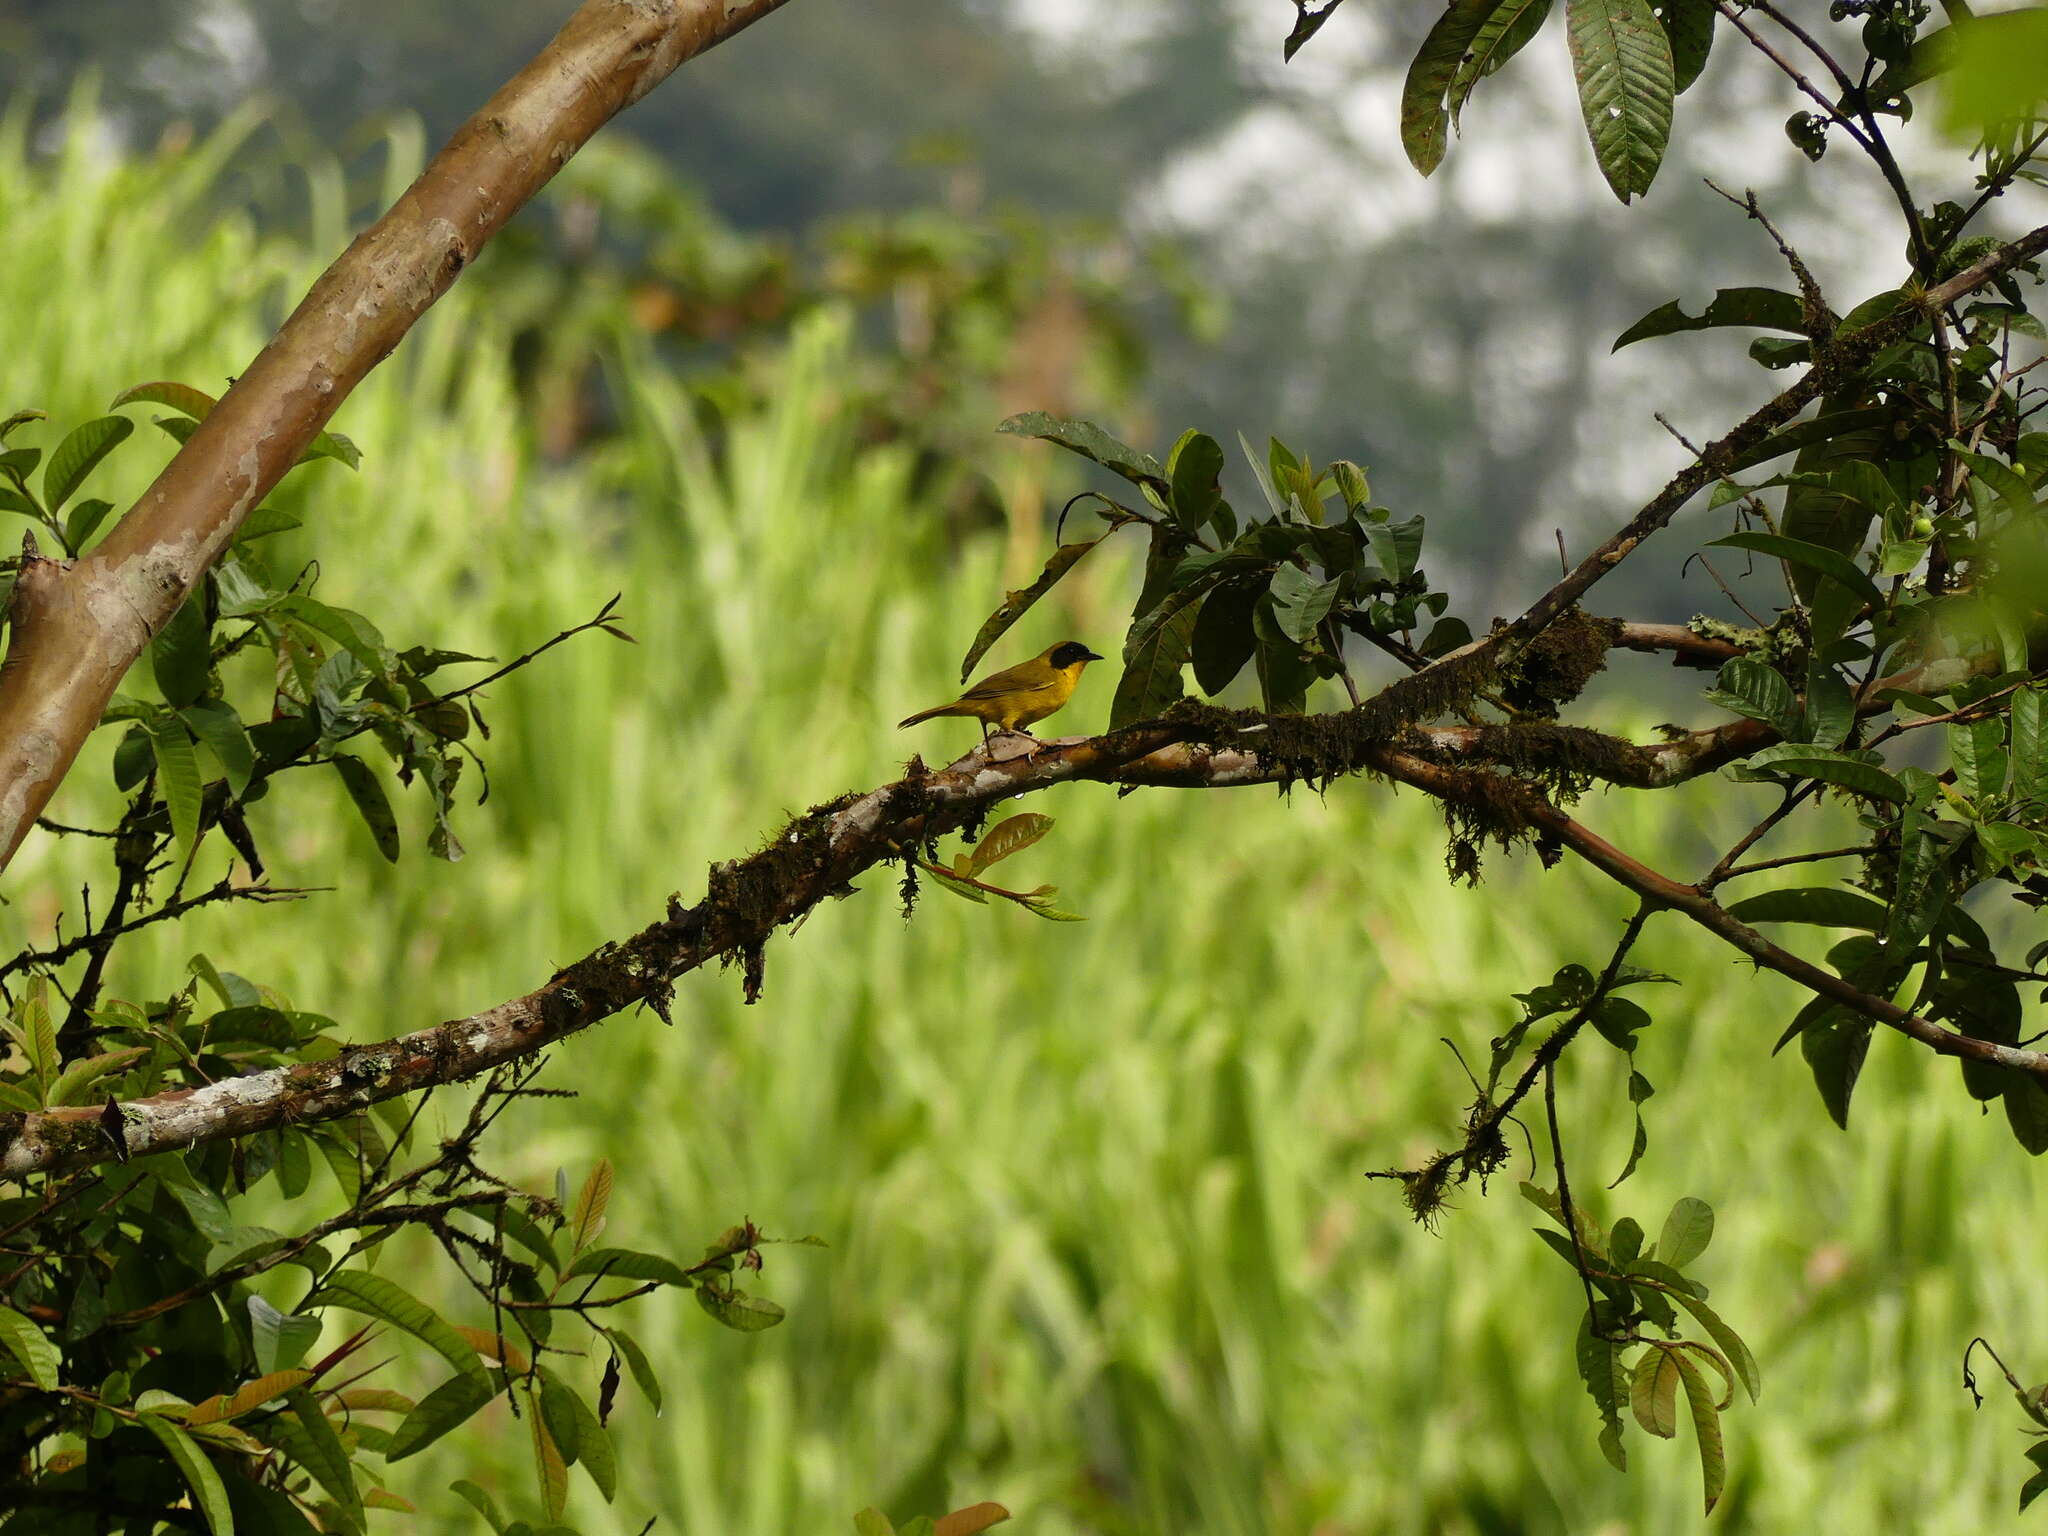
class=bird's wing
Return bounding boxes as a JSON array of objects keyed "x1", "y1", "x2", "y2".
[{"x1": 958, "y1": 662, "x2": 1058, "y2": 702}]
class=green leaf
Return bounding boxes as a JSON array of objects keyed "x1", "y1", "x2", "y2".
[
  {"x1": 996, "y1": 412, "x2": 1164, "y2": 490},
  {"x1": 1802, "y1": 666, "x2": 1854, "y2": 750},
  {"x1": 1630, "y1": 1347, "x2": 1682, "y2": 1437},
  {"x1": 1664, "y1": 1289, "x2": 1760, "y2": 1403},
  {"x1": 1566, "y1": 0, "x2": 1676, "y2": 202},
  {"x1": 855, "y1": 1513, "x2": 897, "y2": 1536},
  {"x1": 1613, "y1": 286, "x2": 1805, "y2": 351},
  {"x1": 569, "y1": 1160, "x2": 614, "y2": 1254},
  {"x1": 600, "y1": 1327, "x2": 661, "y2": 1413},
  {"x1": 540, "y1": 1367, "x2": 616, "y2": 1501},
  {"x1": 966, "y1": 813, "x2": 1054, "y2": 875},
  {"x1": 1364, "y1": 516, "x2": 1425, "y2": 582},
  {"x1": 111, "y1": 380, "x2": 217, "y2": 419},
  {"x1": 298, "y1": 428, "x2": 362, "y2": 471},
  {"x1": 1401, "y1": 0, "x2": 1500, "y2": 175},
  {"x1": 47, "y1": 1045, "x2": 147, "y2": 1107},
  {"x1": 1953, "y1": 445, "x2": 2036, "y2": 522},
  {"x1": 0, "y1": 409, "x2": 46, "y2": 443},
  {"x1": 561, "y1": 1247, "x2": 695, "y2": 1286},
  {"x1": 1800, "y1": 1006, "x2": 1874, "y2": 1129},
  {"x1": 1268, "y1": 565, "x2": 1341, "y2": 644},
  {"x1": 0, "y1": 1306, "x2": 60, "y2": 1390},
  {"x1": 1167, "y1": 429, "x2": 1226, "y2": 535},
  {"x1": 1661, "y1": 0, "x2": 1715, "y2": 92},
  {"x1": 1725, "y1": 887, "x2": 1887, "y2": 930},
  {"x1": 273, "y1": 595, "x2": 390, "y2": 673},
  {"x1": 1577, "y1": 1312, "x2": 1628, "y2": 1470},
  {"x1": 63, "y1": 497, "x2": 115, "y2": 553},
  {"x1": 181, "y1": 702, "x2": 254, "y2": 800},
  {"x1": 452, "y1": 1480, "x2": 508, "y2": 1535},
  {"x1": 1704, "y1": 657, "x2": 1798, "y2": 737},
  {"x1": 1449, "y1": 0, "x2": 1556, "y2": 128},
  {"x1": 2014, "y1": 687, "x2": 2045, "y2": 806},
  {"x1": 138, "y1": 1411, "x2": 233, "y2": 1536},
  {"x1": 1191, "y1": 575, "x2": 1263, "y2": 695},
  {"x1": 1729, "y1": 744, "x2": 1907, "y2": 803},
  {"x1": 42, "y1": 415, "x2": 133, "y2": 514},
  {"x1": 1656, "y1": 1196, "x2": 1714, "y2": 1267},
  {"x1": 309, "y1": 1271, "x2": 488, "y2": 1388},
  {"x1": 247, "y1": 1297, "x2": 322, "y2": 1376},
  {"x1": 927, "y1": 867, "x2": 988, "y2": 905},
  {"x1": 262, "y1": 1389, "x2": 363, "y2": 1532},
  {"x1": 1706, "y1": 531, "x2": 1883, "y2": 608},
  {"x1": 152, "y1": 593, "x2": 212, "y2": 710},
  {"x1": 958, "y1": 538, "x2": 1107, "y2": 683},
  {"x1": 1110, "y1": 585, "x2": 1205, "y2": 729},
  {"x1": 148, "y1": 719, "x2": 204, "y2": 856},
  {"x1": 695, "y1": 1282, "x2": 786, "y2": 1332},
  {"x1": 234, "y1": 505, "x2": 304, "y2": 544},
  {"x1": 1949, "y1": 718, "x2": 2007, "y2": 802},
  {"x1": 331, "y1": 755, "x2": 399, "y2": 863},
  {"x1": 387, "y1": 1372, "x2": 494, "y2": 1462},
  {"x1": 1669, "y1": 1350, "x2": 1727, "y2": 1513},
  {"x1": 1722, "y1": 407, "x2": 1894, "y2": 475},
  {"x1": 1885, "y1": 817, "x2": 1948, "y2": 948}
]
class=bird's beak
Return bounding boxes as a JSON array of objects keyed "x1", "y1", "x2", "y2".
[{"x1": 1081, "y1": 648, "x2": 1104, "y2": 662}]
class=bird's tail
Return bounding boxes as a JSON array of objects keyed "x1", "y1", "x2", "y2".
[{"x1": 898, "y1": 701, "x2": 966, "y2": 729}]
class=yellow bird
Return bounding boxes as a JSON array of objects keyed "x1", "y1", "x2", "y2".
[{"x1": 898, "y1": 641, "x2": 1104, "y2": 742}]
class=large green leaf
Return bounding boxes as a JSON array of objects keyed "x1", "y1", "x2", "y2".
[
  {"x1": 1706, "y1": 531, "x2": 1884, "y2": 608},
  {"x1": 1664, "y1": 1288, "x2": 1759, "y2": 1403},
  {"x1": 387, "y1": 1373, "x2": 494, "y2": 1462},
  {"x1": 331, "y1": 755, "x2": 399, "y2": 863},
  {"x1": 1401, "y1": 0, "x2": 1501, "y2": 175},
  {"x1": 1656, "y1": 1196, "x2": 1714, "y2": 1267},
  {"x1": 1669, "y1": 1349, "x2": 1728, "y2": 1513},
  {"x1": 138, "y1": 1412, "x2": 233, "y2": 1536},
  {"x1": 42, "y1": 415, "x2": 132, "y2": 513},
  {"x1": 1566, "y1": 0, "x2": 1676, "y2": 202},
  {"x1": 1576, "y1": 1311, "x2": 1629, "y2": 1470},
  {"x1": 1449, "y1": 0, "x2": 1556, "y2": 127},
  {"x1": 1703, "y1": 657, "x2": 1798, "y2": 737},
  {"x1": 1191, "y1": 575, "x2": 1263, "y2": 695},
  {"x1": 181, "y1": 702, "x2": 254, "y2": 800},
  {"x1": 1726, "y1": 887, "x2": 1888, "y2": 930},
  {"x1": 0, "y1": 1306, "x2": 60, "y2": 1389},
  {"x1": 309, "y1": 1271, "x2": 488, "y2": 1387},
  {"x1": 1729, "y1": 744, "x2": 1907, "y2": 803},
  {"x1": 1166, "y1": 429, "x2": 1226, "y2": 535},
  {"x1": 1110, "y1": 584, "x2": 1206, "y2": 729},
  {"x1": 1612, "y1": 287, "x2": 1804, "y2": 351},
  {"x1": 996, "y1": 412, "x2": 1164, "y2": 490},
  {"x1": 1268, "y1": 565, "x2": 1342, "y2": 644},
  {"x1": 1629, "y1": 1347, "x2": 1682, "y2": 1437},
  {"x1": 152, "y1": 592, "x2": 212, "y2": 710},
  {"x1": 1661, "y1": 0, "x2": 1715, "y2": 92},
  {"x1": 148, "y1": 719, "x2": 204, "y2": 856}
]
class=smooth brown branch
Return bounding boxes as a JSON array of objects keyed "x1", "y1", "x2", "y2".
[{"x1": 0, "y1": 0, "x2": 797, "y2": 879}]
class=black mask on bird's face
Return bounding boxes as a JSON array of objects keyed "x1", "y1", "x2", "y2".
[{"x1": 1048, "y1": 642, "x2": 1104, "y2": 669}]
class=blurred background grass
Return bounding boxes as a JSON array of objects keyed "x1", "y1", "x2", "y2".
[{"x1": 2, "y1": 83, "x2": 2045, "y2": 1536}]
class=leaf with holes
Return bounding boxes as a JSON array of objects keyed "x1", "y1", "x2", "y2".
[
  {"x1": 1566, "y1": 0, "x2": 1675, "y2": 202},
  {"x1": 331, "y1": 755, "x2": 399, "y2": 862},
  {"x1": 997, "y1": 412, "x2": 1164, "y2": 490},
  {"x1": 1401, "y1": 0, "x2": 1501, "y2": 174}
]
